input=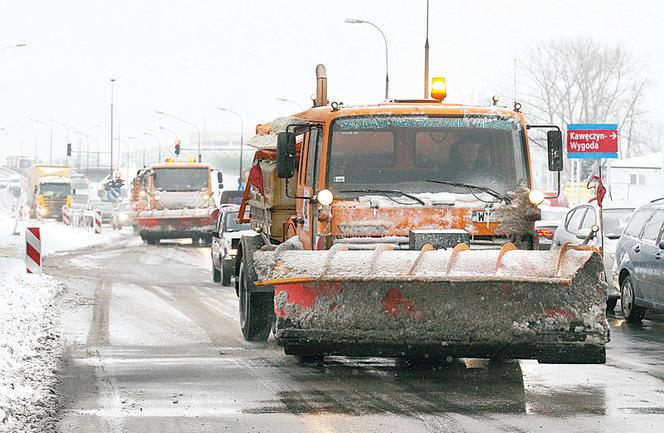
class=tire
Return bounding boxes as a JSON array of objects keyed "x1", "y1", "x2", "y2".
[
  {"x1": 238, "y1": 261, "x2": 273, "y2": 341},
  {"x1": 212, "y1": 259, "x2": 221, "y2": 283},
  {"x1": 221, "y1": 261, "x2": 232, "y2": 286},
  {"x1": 606, "y1": 297, "x2": 618, "y2": 311},
  {"x1": 146, "y1": 237, "x2": 156, "y2": 245},
  {"x1": 621, "y1": 275, "x2": 645, "y2": 322},
  {"x1": 294, "y1": 354, "x2": 324, "y2": 364}
]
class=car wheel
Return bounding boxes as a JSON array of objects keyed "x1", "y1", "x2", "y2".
[
  {"x1": 221, "y1": 260, "x2": 232, "y2": 286},
  {"x1": 606, "y1": 297, "x2": 618, "y2": 310},
  {"x1": 238, "y1": 261, "x2": 273, "y2": 341},
  {"x1": 212, "y1": 260, "x2": 221, "y2": 283},
  {"x1": 621, "y1": 275, "x2": 645, "y2": 322}
]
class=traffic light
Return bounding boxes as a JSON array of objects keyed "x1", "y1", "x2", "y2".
[
  {"x1": 66, "y1": 143, "x2": 72, "y2": 157},
  {"x1": 175, "y1": 139, "x2": 181, "y2": 156}
]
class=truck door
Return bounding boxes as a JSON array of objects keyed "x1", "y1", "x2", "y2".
[{"x1": 297, "y1": 128, "x2": 322, "y2": 249}]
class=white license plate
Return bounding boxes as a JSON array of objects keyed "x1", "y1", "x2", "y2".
[{"x1": 472, "y1": 211, "x2": 491, "y2": 223}]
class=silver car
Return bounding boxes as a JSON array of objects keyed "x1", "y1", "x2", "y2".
[{"x1": 552, "y1": 202, "x2": 635, "y2": 309}]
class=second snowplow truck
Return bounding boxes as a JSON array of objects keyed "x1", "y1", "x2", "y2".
[{"x1": 235, "y1": 65, "x2": 608, "y2": 364}]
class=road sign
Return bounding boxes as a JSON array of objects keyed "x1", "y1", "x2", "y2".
[{"x1": 567, "y1": 123, "x2": 618, "y2": 159}]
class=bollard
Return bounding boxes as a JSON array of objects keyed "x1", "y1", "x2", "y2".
[
  {"x1": 94, "y1": 210, "x2": 102, "y2": 234},
  {"x1": 62, "y1": 205, "x2": 71, "y2": 226},
  {"x1": 25, "y1": 227, "x2": 42, "y2": 274}
]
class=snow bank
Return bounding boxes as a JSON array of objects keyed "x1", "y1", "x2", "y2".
[{"x1": 0, "y1": 258, "x2": 63, "y2": 432}]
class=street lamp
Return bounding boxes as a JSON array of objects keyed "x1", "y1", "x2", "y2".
[
  {"x1": 128, "y1": 136, "x2": 146, "y2": 166},
  {"x1": 155, "y1": 110, "x2": 201, "y2": 162},
  {"x1": 217, "y1": 107, "x2": 245, "y2": 189},
  {"x1": 344, "y1": 18, "x2": 389, "y2": 100},
  {"x1": 110, "y1": 78, "x2": 116, "y2": 176},
  {"x1": 0, "y1": 43, "x2": 27, "y2": 53},
  {"x1": 276, "y1": 97, "x2": 304, "y2": 111},
  {"x1": 143, "y1": 131, "x2": 162, "y2": 162},
  {"x1": 30, "y1": 118, "x2": 54, "y2": 164}
]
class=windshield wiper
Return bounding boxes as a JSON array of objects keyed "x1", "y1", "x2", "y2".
[
  {"x1": 340, "y1": 189, "x2": 425, "y2": 206},
  {"x1": 426, "y1": 180, "x2": 511, "y2": 204}
]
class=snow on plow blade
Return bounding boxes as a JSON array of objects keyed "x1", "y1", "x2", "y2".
[
  {"x1": 255, "y1": 243, "x2": 609, "y2": 364},
  {"x1": 134, "y1": 208, "x2": 218, "y2": 238}
]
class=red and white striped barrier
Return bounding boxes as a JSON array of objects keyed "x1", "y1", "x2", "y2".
[
  {"x1": 25, "y1": 227, "x2": 42, "y2": 274},
  {"x1": 62, "y1": 205, "x2": 71, "y2": 225},
  {"x1": 94, "y1": 210, "x2": 102, "y2": 234}
]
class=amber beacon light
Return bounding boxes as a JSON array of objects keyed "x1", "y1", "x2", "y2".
[{"x1": 431, "y1": 77, "x2": 447, "y2": 100}]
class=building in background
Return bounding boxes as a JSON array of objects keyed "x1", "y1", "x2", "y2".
[{"x1": 608, "y1": 152, "x2": 663, "y2": 203}]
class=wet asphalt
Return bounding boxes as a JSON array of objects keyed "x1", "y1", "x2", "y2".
[{"x1": 50, "y1": 234, "x2": 664, "y2": 433}]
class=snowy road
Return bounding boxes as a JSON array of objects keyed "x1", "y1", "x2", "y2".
[{"x1": 51, "y1": 241, "x2": 664, "y2": 432}]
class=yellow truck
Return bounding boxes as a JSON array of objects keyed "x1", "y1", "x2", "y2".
[{"x1": 26, "y1": 164, "x2": 72, "y2": 220}]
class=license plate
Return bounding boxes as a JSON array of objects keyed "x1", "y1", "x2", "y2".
[{"x1": 472, "y1": 211, "x2": 491, "y2": 223}]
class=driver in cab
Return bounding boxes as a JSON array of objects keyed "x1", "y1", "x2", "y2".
[{"x1": 445, "y1": 137, "x2": 495, "y2": 183}]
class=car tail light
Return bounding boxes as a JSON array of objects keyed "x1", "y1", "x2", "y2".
[{"x1": 536, "y1": 228, "x2": 554, "y2": 239}]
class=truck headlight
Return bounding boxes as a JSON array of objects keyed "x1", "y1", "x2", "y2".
[{"x1": 317, "y1": 189, "x2": 334, "y2": 206}]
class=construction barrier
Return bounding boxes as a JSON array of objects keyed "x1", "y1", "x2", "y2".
[
  {"x1": 62, "y1": 205, "x2": 71, "y2": 226},
  {"x1": 25, "y1": 227, "x2": 41, "y2": 274},
  {"x1": 94, "y1": 210, "x2": 102, "y2": 234}
]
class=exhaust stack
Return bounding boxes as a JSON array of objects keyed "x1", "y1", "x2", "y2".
[{"x1": 314, "y1": 64, "x2": 328, "y2": 107}]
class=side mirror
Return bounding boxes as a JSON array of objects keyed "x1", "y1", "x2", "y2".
[
  {"x1": 659, "y1": 240, "x2": 664, "y2": 250},
  {"x1": 547, "y1": 130, "x2": 563, "y2": 172},
  {"x1": 72, "y1": 189, "x2": 77, "y2": 195},
  {"x1": 606, "y1": 233, "x2": 621, "y2": 240},
  {"x1": 575, "y1": 228, "x2": 592, "y2": 240},
  {"x1": 217, "y1": 171, "x2": 223, "y2": 189},
  {"x1": 211, "y1": 230, "x2": 220, "y2": 238},
  {"x1": 276, "y1": 131, "x2": 296, "y2": 178},
  {"x1": 34, "y1": 185, "x2": 38, "y2": 193}
]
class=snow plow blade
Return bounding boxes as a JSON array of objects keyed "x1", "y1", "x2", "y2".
[
  {"x1": 134, "y1": 208, "x2": 218, "y2": 239},
  {"x1": 254, "y1": 243, "x2": 608, "y2": 364}
]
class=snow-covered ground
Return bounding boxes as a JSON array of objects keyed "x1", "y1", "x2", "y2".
[
  {"x1": 0, "y1": 211, "x2": 134, "y2": 432},
  {"x1": 0, "y1": 258, "x2": 63, "y2": 432}
]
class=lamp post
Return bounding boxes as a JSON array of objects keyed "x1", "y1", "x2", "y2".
[
  {"x1": 110, "y1": 79, "x2": 116, "y2": 176},
  {"x1": 0, "y1": 43, "x2": 27, "y2": 53},
  {"x1": 155, "y1": 110, "x2": 201, "y2": 162},
  {"x1": 30, "y1": 118, "x2": 54, "y2": 164},
  {"x1": 128, "y1": 136, "x2": 147, "y2": 166},
  {"x1": 344, "y1": 18, "x2": 389, "y2": 100},
  {"x1": 276, "y1": 97, "x2": 304, "y2": 111},
  {"x1": 217, "y1": 107, "x2": 245, "y2": 189},
  {"x1": 143, "y1": 131, "x2": 162, "y2": 162}
]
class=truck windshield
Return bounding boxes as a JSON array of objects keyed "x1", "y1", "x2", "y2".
[
  {"x1": 327, "y1": 115, "x2": 529, "y2": 199},
  {"x1": 152, "y1": 168, "x2": 209, "y2": 192},
  {"x1": 40, "y1": 182, "x2": 71, "y2": 197}
]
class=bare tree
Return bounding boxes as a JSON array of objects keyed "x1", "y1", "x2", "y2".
[{"x1": 519, "y1": 38, "x2": 650, "y2": 159}]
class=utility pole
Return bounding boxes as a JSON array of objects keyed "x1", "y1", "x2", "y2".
[
  {"x1": 424, "y1": 0, "x2": 430, "y2": 98},
  {"x1": 110, "y1": 78, "x2": 116, "y2": 176}
]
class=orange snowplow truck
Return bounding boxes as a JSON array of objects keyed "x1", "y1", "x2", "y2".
[
  {"x1": 235, "y1": 65, "x2": 608, "y2": 364},
  {"x1": 132, "y1": 159, "x2": 223, "y2": 244}
]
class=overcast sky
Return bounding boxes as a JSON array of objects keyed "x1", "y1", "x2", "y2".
[{"x1": 1, "y1": 0, "x2": 663, "y2": 162}]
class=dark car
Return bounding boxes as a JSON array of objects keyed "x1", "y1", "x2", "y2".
[
  {"x1": 211, "y1": 205, "x2": 252, "y2": 286},
  {"x1": 614, "y1": 199, "x2": 664, "y2": 322}
]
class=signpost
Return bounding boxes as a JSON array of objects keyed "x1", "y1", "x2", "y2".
[
  {"x1": 566, "y1": 123, "x2": 619, "y2": 256},
  {"x1": 567, "y1": 123, "x2": 618, "y2": 159}
]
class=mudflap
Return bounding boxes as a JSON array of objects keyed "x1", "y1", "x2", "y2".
[{"x1": 255, "y1": 243, "x2": 610, "y2": 364}]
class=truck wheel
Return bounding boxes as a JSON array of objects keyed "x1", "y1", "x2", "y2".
[
  {"x1": 621, "y1": 275, "x2": 645, "y2": 322},
  {"x1": 212, "y1": 260, "x2": 221, "y2": 283},
  {"x1": 238, "y1": 261, "x2": 273, "y2": 341},
  {"x1": 146, "y1": 237, "x2": 156, "y2": 245}
]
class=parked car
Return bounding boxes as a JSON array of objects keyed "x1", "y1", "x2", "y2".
[
  {"x1": 111, "y1": 202, "x2": 134, "y2": 230},
  {"x1": 552, "y1": 201, "x2": 635, "y2": 309},
  {"x1": 211, "y1": 205, "x2": 252, "y2": 286},
  {"x1": 87, "y1": 200, "x2": 115, "y2": 223},
  {"x1": 536, "y1": 205, "x2": 569, "y2": 250},
  {"x1": 614, "y1": 199, "x2": 664, "y2": 322}
]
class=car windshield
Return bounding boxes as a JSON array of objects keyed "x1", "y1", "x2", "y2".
[
  {"x1": 94, "y1": 201, "x2": 115, "y2": 210},
  {"x1": 327, "y1": 115, "x2": 529, "y2": 199},
  {"x1": 153, "y1": 168, "x2": 209, "y2": 192},
  {"x1": 225, "y1": 211, "x2": 250, "y2": 232},
  {"x1": 604, "y1": 208, "x2": 635, "y2": 237},
  {"x1": 40, "y1": 182, "x2": 70, "y2": 197}
]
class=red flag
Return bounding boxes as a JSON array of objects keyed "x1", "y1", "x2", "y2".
[{"x1": 248, "y1": 162, "x2": 264, "y2": 194}]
